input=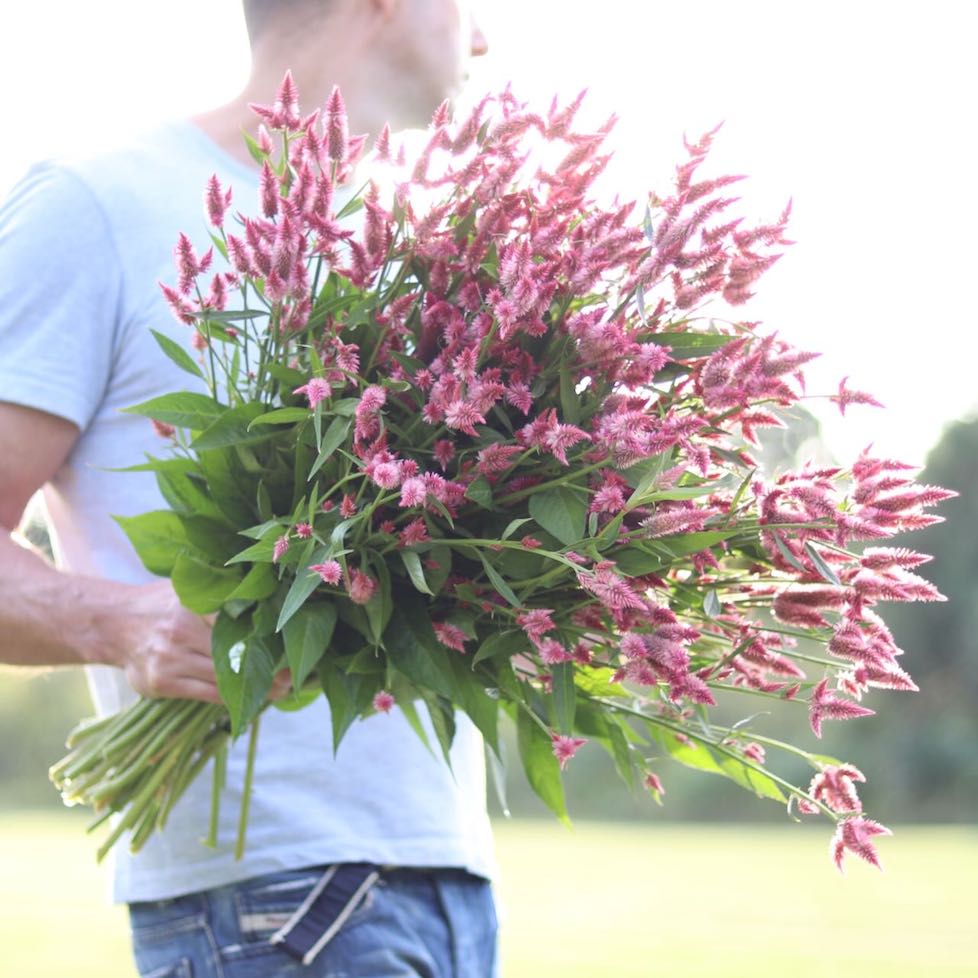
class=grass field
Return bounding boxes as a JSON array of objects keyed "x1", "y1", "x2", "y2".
[{"x1": 1, "y1": 811, "x2": 975, "y2": 977}]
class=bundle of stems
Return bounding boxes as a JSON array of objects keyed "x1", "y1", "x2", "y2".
[{"x1": 50, "y1": 700, "x2": 261, "y2": 860}]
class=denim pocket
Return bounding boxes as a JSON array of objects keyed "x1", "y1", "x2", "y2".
[{"x1": 232, "y1": 870, "x2": 324, "y2": 943}]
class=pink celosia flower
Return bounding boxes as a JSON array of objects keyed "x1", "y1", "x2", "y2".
[
  {"x1": 339, "y1": 494, "x2": 357, "y2": 518},
  {"x1": 398, "y1": 518, "x2": 429, "y2": 547},
  {"x1": 325, "y1": 85, "x2": 349, "y2": 163},
  {"x1": 807, "y1": 764, "x2": 866, "y2": 814},
  {"x1": 644, "y1": 772, "x2": 665, "y2": 796},
  {"x1": 742, "y1": 742, "x2": 766, "y2": 764},
  {"x1": 372, "y1": 690, "x2": 396, "y2": 714},
  {"x1": 831, "y1": 377, "x2": 884, "y2": 416},
  {"x1": 809, "y1": 678, "x2": 875, "y2": 738},
  {"x1": 551, "y1": 733, "x2": 587, "y2": 770},
  {"x1": 434, "y1": 439, "x2": 456, "y2": 470},
  {"x1": 517, "y1": 608, "x2": 556, "y2": 645},
  {"x1": 151, "y1": 419, "x2": 176, "y2": 439},
  {"x1": 831, "y1": 816, "x2": 891, "y2": 873},
  {"x1": 399, "y1": 477, "x2": 427, "y2": 508},
  {"x1": 295, "y1": 522, "x2": 313, "y2": 539},
  {"x1": 433, "y1": 622, "x2": 469, "y2": 652},
  {"x1": 294, "y1": 377, "x2": 330, "y2": 408},
  {"x1": 347, "y1": 569, "x2": 377, "y2": 605},
  {"x1": 310, "y1": 560, "x2": 343, "y2": 585},
  {"x1": 272, "y1": 535, "x2": 290, "y2": 563},
  {"x1": 205, "y1": 174, "x2": 232, "y2": 228}
]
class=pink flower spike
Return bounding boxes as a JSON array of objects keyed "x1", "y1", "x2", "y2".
[
  {"x1": 831, "y1": 377, "x2": 884, "y2": 416},
  {"x1": 326, "y1": 85, "x2": 349, "y2": 162},
  {"x1": 373, "y1": 690, "x2": 396, "y2": 714},
  {"x1": 310, "y1": 560, "x2": 343, "y2": 585},
  {"x1": 433, "y1": 622, "x2": 470, "y2": 653},
  {"x1": 809, "y1": 678, "x2": 875, "y2": 738},
  {"x1": 294, "y1": 377, "x2": 331, "y2": 408},
  {"x1": 205, "y1": 174, "x2": 232, "y2": 228},
  {"x1": 551, "y1": 733, "x2": 587, "y2": 770},
  {"x1": 151, "y1": 419, "x2": 176, "y2": 439},
  {"x1": 644, "y1": 772, "x2": 665, "y2": 796},
  {"x1": 348, "y1": 569, "x2": 377, "y2": 605},
  {"x1": 831, "y1": 816, "x2": 891, "y2": 873},
  {"x1": 295, "y1": 522, "x2": 313, "y2": 539},
  {"x1": 272, "y1": 534, "x2": 290, "y2": 563}
]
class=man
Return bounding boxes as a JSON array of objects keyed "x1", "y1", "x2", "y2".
[{"x1": 0, "y1": 2, "x2": 496, "y2": 975}]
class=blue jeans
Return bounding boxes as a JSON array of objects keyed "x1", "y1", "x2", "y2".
[{"x1": 129, "y1": 866, "x2": 499, "y2": 978}]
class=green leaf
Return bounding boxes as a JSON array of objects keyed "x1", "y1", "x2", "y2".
[
  {"x1": 363, "y1": 553, "x2": 392, "y2": 646},
  {"x1": 446, "y1": 655, "x2": 500, "y2": 755},
  {"x1": 248, "y1": 407, "x2": 312, "y2": 428},
  {"x1": 804, "y1": 541, "x2": 842, "y2": 586},
  {"x1": 171, "y1": 552, "x2": 242, "y2": 614},
  {"x1": 422, "y1": 692, "x2": 457, "y2": 768},
  {"x1": 501, "y1": 517, "x2": 533, "y2": 541},
  {"x1": 123, "y1": 392, "x2": 224, "y2": 430},
  {"x1": 559, "y1": 363, "x2": 581, "y2": 424},
  {"x1": 551, "y1": 662, "x2": 576, "y2": 735},
  {"x1": 465, "y1": 476, "x2": 494, "y2": 509},
  {"x1": 150, "y1": 329, "x2": 204, "y2": 379},
  {"x1": 472, "y1": 630, "x2": 528, "y2": 667},
  {"x1": 191, "y1": 402, "x2": 273, "y2": 451},
  {"x1": 114, "y1": 510, "x2": 191, "y2": 576},
  {"x1": 476, "y1": 551, "x2": 522, "y2": 608},
  {"x1": 650, "y1": 332, "x2": 732, "y2": 360},
  {"x1": 199, "y1": 447, "x2": 257, "y2": 526},
  {"x1": 612, "y1": 545, "x2": 666, "y2": 577},
  {"x1": 282, "y1": 601, "x2": 338, "y2": 689},
  {"x1": 384, "y1": 595, "x2": 458, "y2": 700},
  {"x1": 276, "y1": 556, "x2": 328, "y2": 632},
  {"x1": 771, "y1": 532, "x2": 808, "y2": 574},
  {"x1": 154, "y1": 459, "x2": 225, "y2": 522},
  {"x1": 516, "y1": 709, "x2": 569, "y2": 823},
  {"x1": 399, "y1": 549, "x2": 434, "y2": 595},
  {"x1": 309, "y1": 416, "x2": 352, "y2": 480},
  {"x1": 226, "y1": 534, "x2": 279, "y2": 565},
  {"x1": 716, "y1": 753, "x2": 787, "y2": 803},
  {"x1": 224, "y1": 563, "x2": 278, "y2": 603},
  {"x1": 654, "y1": 530, "x2": 737, "y2": 558},
  {"x1": 211, "y1": 613, "x2": 275, "y2": 736},
  {"x1": 272, "y1": 685, "x2": 323, "y2": 713},
  {"x1": 574, "y1": 665, "x2": 627, "y2": 698},
  {"x1": 529, "y1": 488, "x2": 586, "y2": 546},
  {"x1": 318, "y1": 659, "x2": 374, "y2": 751}
]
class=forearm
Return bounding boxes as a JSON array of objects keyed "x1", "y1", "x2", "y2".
[{"x1": 0, "y1": 531, "x2": 133, "y2": 668}]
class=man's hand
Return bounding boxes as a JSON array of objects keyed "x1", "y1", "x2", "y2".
[{"x1": 112, "y1": 579, "x2": 292, "y2": 704}]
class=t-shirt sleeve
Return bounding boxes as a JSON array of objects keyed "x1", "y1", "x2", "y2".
[{"x1": 0, "y1": 161, "x2": 123, "y2": 430}]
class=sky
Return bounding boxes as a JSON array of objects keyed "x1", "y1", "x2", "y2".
[{"x1": 1, "y1": 0, "x2": 974, "y2": 467}]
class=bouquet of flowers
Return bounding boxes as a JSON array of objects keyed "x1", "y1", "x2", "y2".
[{"x1": 51, "y1": 75, "x2": 951, "y2": 870}]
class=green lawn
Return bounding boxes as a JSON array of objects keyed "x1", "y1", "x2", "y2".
[{"x1": 1, "y1": 811, "x2": 975, "y2": 977}]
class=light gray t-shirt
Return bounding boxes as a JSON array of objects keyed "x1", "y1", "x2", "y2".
[{"x1": 0, "y1": 122, "x2": 494, "y2": 902}]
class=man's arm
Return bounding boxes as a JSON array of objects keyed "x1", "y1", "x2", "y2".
[{"x1": 0, "y1": 401, "x2": 224, "y2": 703}]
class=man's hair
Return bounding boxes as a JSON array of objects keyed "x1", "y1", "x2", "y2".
[{"x1": 241, "y1": 0, "x2": 331, "y2": 45}]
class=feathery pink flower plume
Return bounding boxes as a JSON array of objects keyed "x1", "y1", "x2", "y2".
[
  {"x1": 310, "y1": 560, "x2": 343, "y2": 585},
  {"x1": 831, "y1": 816, "x2": 891, "y2": 872},
  {"x1": 372, "y1": 690, "x2": 396, "y2": 714},
  {"x1": 809, "y1": 678, "x2": 874, "y2": 738},
  {"x1": 294, "y1": 377, "x2": 330, "y2": 408},
  {"x1": 551, "y1": 733, "x2": 587, "y2": 770}
]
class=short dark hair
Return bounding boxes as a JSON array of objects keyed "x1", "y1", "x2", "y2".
[{"x1": 241, "y1": 0, "x2": 330, "y2": 45}]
